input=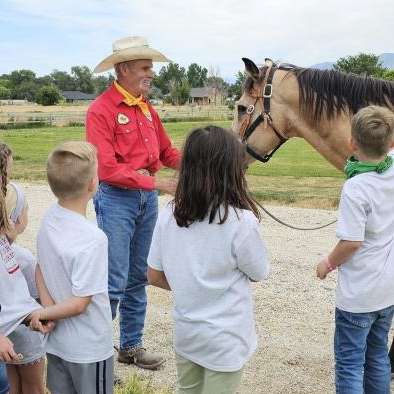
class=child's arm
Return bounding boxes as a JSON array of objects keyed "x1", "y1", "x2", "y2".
[
  {"x1": 235, "y1": 217, "x2": 270, "y2": 282},
  {"x1": 35, "y1": 264, "x2": 55, "y2": 307},
  {"x1": 30, "y1": 295, "x2": 92, "y2": 331},
  {"x1": 148, "y1": 267, "x2": 171, "y2": 291},
  {"x1": 316, "y1": 240, "x2": 363, "y2": 279}
]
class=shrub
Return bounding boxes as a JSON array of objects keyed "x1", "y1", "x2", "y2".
[{"x1": 35, "y1": 84, "x2": 62, "y2": 106}]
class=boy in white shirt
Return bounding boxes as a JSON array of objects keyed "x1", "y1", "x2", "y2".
[
  {"x1": 30, "y1": 141, "x2": 114, "y2": 394},
  {"x1": 316, "y1": 106, "x2": 394, "y2": 393}
]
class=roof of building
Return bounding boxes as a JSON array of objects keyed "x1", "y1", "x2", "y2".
[
  {"x1": 189, "y1": 87, "x2": 215, "y2": 98},
  {"x1": 62, "y1": 91, "x2": 97, "y2": 100}
]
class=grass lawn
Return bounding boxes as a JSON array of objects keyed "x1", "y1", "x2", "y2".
[{"x1": 0, "y1": 121, "x2": 345, "y2": 209}]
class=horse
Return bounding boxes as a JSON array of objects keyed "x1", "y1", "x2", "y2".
[
  {"x1": 232, "y1": 58, "x2": 394, "y2": 170},
  {"x1": 232, "y1": 57, "x2": 394, "y2": 368}
]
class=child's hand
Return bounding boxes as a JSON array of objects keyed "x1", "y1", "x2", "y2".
[
  {"x1": 0, "y1": 335, "x2": 20, "y2": 363},
  {"x1": 29, "y1": 309, "x2": 43, "y2": 331},
  {"x1": 42, "y1": 320, "x2": 56, "y2": 334},
  {"x1": 316, "y1": 259, "x2": 330, "y2": 280},
  {"x1": 29, "y1": 309, "x2": 54, "y2": 334}
]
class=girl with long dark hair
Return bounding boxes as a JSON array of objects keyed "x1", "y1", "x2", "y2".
[{"x1": 148, "y1": 125, "x2": 270, "y2": 394}]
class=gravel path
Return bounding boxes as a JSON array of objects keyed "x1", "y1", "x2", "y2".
[{"x1": 16, "y1": 183, "x2": 394, "y2": 393}]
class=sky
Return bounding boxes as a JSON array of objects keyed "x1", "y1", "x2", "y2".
[{"x1": 0, "y1": 0, "x2": 393, "y2": 82}]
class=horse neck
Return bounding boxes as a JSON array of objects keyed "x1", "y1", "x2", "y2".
[
  {"x1": 276, "y1": 72, "x2": 351, "y2": 171},
  {"x1": 288, "y1": 112, "x2": 351, "y2": 171}
]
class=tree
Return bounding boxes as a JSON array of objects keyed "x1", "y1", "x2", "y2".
[
  {"x1": 35, "y1": 84, "x2": 62, "y2": 105},
  {"x1": 382, "y1": 69, "x2": 394, "y2": 81},
  {"x1": 170, "y1": 79, "x2": 190, "y2": 105},
  {"x1": 228, "y1": 71, "x2": 246, "y2": 100},
  {"x1": 153, "y1": 63, "x2": 186, "y2": 95},
  {"x1": 206, "y1": 66, "x2": 227, "y2": 105},
  {"x1": 186, "y1": 63, "x2": 208, "y2": 87},
  {"x1": 71, "y1": 66, "x2": 94, "y2": 93},
  {"x1": 11, "y1": 81, "x2": 38, "y2": 101},
  {"x1": 36, "y1": 75, "x2": 53, "y2": 88},
  {"x1": 334, "y1": 53, "x2": 386, "y2": 76},
  {"x1": 93, "y1": 74, "x2": 114, "y2": 94},
  {"x1": 51, "y1": 70, "x2": 76, "y2": 91},
  {"x1": 0, "y1": 86, "x2": 11, "y2": 99},
  {"x1": 0, "y1": 76, "x2": 11, "y2": 89},
  {"x1": 8, "y1": 69, "x2": 36, "y2": 87}
]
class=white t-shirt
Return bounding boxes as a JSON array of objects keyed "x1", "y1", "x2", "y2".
[
  {"x1": 13, "y1": 244, "x2": 38, "y2": 299},
  {"x1": 148, "y1": 204, "x2": 269, "y2": 372},
  {"x1": 0, "y1": 236, "x2": 40, "y2": 336},
  {"x1": 336, "y1": 150, "x2": 394, "y2": 313},
  {"x1": 37, "y1": 204, "x2": 113, "y2": 363}
]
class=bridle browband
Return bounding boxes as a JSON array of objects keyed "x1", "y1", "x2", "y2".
[{"x1": 240, "y1": 60, "x2": 294, "y2": 163}]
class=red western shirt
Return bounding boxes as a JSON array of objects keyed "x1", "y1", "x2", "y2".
[{"x1": 86, "y1": 84, "x2": 180, "y2": 190}]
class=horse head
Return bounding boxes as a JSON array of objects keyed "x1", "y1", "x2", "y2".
[{"x1": 232, "y1": 58, "x2": 293, "y2": 164}]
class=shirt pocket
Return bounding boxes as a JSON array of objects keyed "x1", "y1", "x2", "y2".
[
  {"x1": 145, "y1": 122, "x2": 160, "y2": 158},
  {"x1": 113, "y1": 123, "x2": 139, "y2": 160}
]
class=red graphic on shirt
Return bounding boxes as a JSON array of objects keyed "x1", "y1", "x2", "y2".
[{"x1": 0, "y1": 236, "x2": 19, "y2": 274}]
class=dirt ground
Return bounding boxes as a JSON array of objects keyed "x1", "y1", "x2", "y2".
[{"x1": 16, "y1": 183, "x2": 394, "y2": 393}]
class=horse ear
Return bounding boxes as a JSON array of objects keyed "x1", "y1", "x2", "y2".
[
  {"x1": 242, "y1": 58, "x2": 259, "y2": 80},
  {"x1": 265, "y1": 58, "x2": 273, "y2": 67}
]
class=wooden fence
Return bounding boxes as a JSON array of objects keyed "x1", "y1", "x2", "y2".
[{"x1": 0, "y1": 105, "x2": 234, "y2": 128}]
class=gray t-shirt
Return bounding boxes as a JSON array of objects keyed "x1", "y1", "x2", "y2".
[
  {"x1": 0, "y1": 236, "x2": 40, "y2": 336},
  {"x1": 37, "y1": 204, "x2": 113, "y2": 363},
  {"x1": 148, "y1": 204, "x2": 270, "y2": 371}
]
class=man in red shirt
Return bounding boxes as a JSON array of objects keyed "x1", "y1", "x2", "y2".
[{"x1": 86, "y1": 36, "x2": 180, "y2": 370}]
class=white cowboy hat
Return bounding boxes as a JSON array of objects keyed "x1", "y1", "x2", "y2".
[{"x1": 94, "y1": 36, "x2": 171, "y2": 73}]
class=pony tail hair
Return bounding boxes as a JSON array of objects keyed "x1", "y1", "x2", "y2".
[
  {"x1": 0, "y1": 143, "x2": 12, "y2": 198},
  {"x1": 0, "y1": 143, "x2": 12, "y2": 233},
  {"x1": 0, "y1": 187, "x2": 10, "y2": 233}
]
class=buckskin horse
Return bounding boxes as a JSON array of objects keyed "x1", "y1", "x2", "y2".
[{"x1": 232, "y1": 57, "x2": 394, "y2": 368}]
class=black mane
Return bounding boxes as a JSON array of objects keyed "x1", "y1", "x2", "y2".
[
  {"x1": 245, "y1": 66, "x2": 394, "y2": 122},
  {"x1": 293, "y1": 68, "x2": 394, "y2": 121}
]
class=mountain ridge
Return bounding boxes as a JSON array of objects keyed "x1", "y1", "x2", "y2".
[{"x1": 310, "y1": 53, "x2": 394, "y2": 70}]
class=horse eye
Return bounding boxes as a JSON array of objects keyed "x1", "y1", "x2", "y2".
[{"x1": 237, "y1": 105, "x2": 247, "y2": 113}]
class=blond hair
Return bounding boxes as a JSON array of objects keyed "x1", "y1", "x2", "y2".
[
  {"x1": 47, "y1": 141, "x2": 97, "y2": 200},
  {"x1": 351, "y1": 106, "x2": 394, "y2": 158}
]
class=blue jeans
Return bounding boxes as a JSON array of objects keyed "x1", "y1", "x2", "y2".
[
  {"x1": 94, "y1": 183, "x2": 158, "y2": 349},
  {"x1": 0, "y1": 363, "x2": 8, "y2": 394},
  {"x1": 334, "y1": 306, "x2": 394, "y2": 394}
]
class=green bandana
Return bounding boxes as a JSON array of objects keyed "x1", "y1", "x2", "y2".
[{"x1": 344, "y1": 155, "x2": 393, "y2": 179}]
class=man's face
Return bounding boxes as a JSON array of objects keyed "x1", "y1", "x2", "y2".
[{"x1": 122, "y1": 59, "x2": 153, "y2": 96}]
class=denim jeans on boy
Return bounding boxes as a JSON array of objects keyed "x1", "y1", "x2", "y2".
[
  {"x1": 0, "y1": 363, "x2": 9, "y2": 394},
  {"x1": 334, "y1": 306, "x2": 394, "y2": 394},
  {"x1": 94, "y1": 182, "x2": 158, "y2": 350}
]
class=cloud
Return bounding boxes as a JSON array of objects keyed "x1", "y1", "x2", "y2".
[{"x1": 1, "y1": 0, "x2": 393, "y2": 78}]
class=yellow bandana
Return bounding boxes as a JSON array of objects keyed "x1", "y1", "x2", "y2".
[{"x1": 114, "y1": 81, "x2": 151, "y2": 119}]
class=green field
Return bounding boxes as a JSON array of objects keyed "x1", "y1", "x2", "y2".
[{"x1": 0, "y1": 121, "x2": 345, "y2": 208}]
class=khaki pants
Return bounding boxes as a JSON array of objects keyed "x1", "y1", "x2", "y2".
[{"x1": 176, "y1": 354, "x2": 243, "y2": 394}]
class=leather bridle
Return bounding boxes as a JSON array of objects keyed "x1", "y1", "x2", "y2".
[{"x1": 239, "y1": 61, "x2": 292, "y2": 163}]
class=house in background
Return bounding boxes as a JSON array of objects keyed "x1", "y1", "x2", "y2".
[
  {"x1": 189, "y1": 87, "x2": 224, "y2": 105},
  {"x1": 62, "y1": 91, "x2": 97, "y2": 104}
]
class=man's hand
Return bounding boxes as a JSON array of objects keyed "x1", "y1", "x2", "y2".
[
  {"x1": 137, "y1": 169, "x2": 150, "y2": 176},
  {"x1": 0, "y1": 335, "x2": 19, "y2": 363},
  {"x1": 155, "y1": 178, "x2": 178, "y2": 195}
]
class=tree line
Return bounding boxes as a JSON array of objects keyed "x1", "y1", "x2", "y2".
[{"x1": 0, "y1": 53, "x2": 392, "y2": 106}]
